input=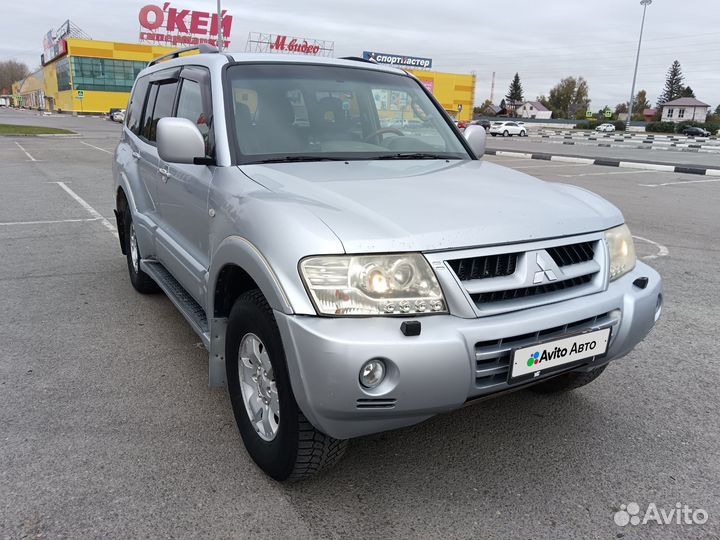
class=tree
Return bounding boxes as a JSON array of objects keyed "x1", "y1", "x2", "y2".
[
  {"x1": 0, "y1": 59, "x2": 30, "y2": 94},
  {"x1": 658, "y1": 60, "x2": 685, "y2": 105},
  {"x1": 615, "y1": 103, "x2": 628, "y2": 116},
  {"x1": 505, "y1": 73, "x2": 523, "y2": 116},
  {"x1": 633, "y1": 90, "x2": 651, "y2": 114},
  {"x1": 681, "y1": 86, "x2": 695, "y2": 98},
  {"x1": 715, "y1": 104, "x2": 720, "y2": 115},
  {"x1": 499, "y1": 98, "x2": 507, "y2": 113},
  {"x1": 545, "y1": 76, "x2": 590, "y2": 119}
]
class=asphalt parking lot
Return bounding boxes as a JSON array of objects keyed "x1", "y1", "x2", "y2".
[{"x1": 1, "y1": 109, "x2": 719, "y2": 539}]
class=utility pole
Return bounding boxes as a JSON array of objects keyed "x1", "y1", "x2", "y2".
[
  {"x1": 216, "y1": 0, "x2": 223, "y2": 51},
  {"x1": 490, "y1": 71, "x2": 496, "y2": 103},
  {"x1": 626, "y1": 0, "x2": 652, "y2": 129}
]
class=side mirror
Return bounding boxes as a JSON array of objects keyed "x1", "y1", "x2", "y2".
[
  {"x1": 463, "y1": 124, "x2": 486, "y2": 158},
  {"x1": 157, "y1": 117, "x2": 205, "y2": 164}
]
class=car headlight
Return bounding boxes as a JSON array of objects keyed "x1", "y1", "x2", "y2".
[
  {"x1": 605, "y1": 224, "x2": 636, "y2": 281},
  {"x1": 299, "y1": 254, "x2": 447, "y2": 316}
]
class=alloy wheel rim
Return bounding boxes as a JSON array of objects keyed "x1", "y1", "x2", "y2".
[
  {"x1": 238, "y1": 333, "x2": 279, "y2": 441},
  {"x1": 129, "y1": 224, "x2": 139, "y2": 273}
]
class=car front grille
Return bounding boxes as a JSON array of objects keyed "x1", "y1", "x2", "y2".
[
  {"x1": 469, "y1": 311, "x2": 620, "y2": 398},
  {"x1": 442, "y1": 236, "x2": 606, "y2": 316}
]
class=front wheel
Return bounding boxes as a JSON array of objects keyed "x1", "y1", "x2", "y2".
[
  {"x1": 503, "y1": 130, "x2": 509, "y2": 137},
  {"x1": 529, "y1": 365, "x2": 608, "y2": 394},
  {"x1": 520, "y1": 130, "x2": 526, "y2": 137},
  {"x1": 226, "y1": 290, "x2": 347, "y2": 481}
]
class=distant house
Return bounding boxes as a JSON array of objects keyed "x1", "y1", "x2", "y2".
[
  {"x1": 516, "y1": 101, "x2": 552, "y2": 119},
  {"x1": 660, "y1": 98, "x2": 710, "y2": 123},
  {"x1": 643, "y1": 109, "x2": 657, "y2": 123}
]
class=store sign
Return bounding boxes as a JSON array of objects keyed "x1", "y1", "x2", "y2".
[
  {"x1": 41, "y1": 21, "x2": 70, "y2": 65},
  {"x1": 138, "y1": 3, "x2": 233, "y2": 47},
  {"x1": 270, "y1": 35, "x2": 322, "y2": 55},
  {"x1": 362, "y1": 51, "x2": 432, "y2": 69}
]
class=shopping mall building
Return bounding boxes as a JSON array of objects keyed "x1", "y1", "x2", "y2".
[
  {"x1": 13, "y1": 19, "x2": 474, "y2": 119},
  {"x1": 13, "y1": 38, "x2": 176, "y2": 114}
]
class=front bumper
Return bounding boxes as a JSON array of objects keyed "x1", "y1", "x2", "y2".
[{"x1": 275, "y1": 262, "x2": 662, "y2": 439}]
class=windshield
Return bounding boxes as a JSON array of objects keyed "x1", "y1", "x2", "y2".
[{"x1": 225, "y1": 63, "x2": 470, "y2": 163}]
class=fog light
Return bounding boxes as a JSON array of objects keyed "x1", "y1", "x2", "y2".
[{"x1": 359, "y1": 359, "x2": 386, "y2": 388}]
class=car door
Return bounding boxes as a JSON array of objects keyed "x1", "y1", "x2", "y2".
[
  {"x1": 507, "y1": 122, "x2": 520, "y2": 135},
  {"x1": 154, "y1": 67, "x2": 215, "y2": 303}
]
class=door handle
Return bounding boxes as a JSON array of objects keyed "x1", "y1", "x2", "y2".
[
  {"x1": 158, "y1": 168, "x2": 170, "y2": 182},
  {"x1": 131, "y1": 151, "x2": 141, "y2": 160}
]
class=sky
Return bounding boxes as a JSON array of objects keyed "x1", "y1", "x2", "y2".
[{"x1": 2, "y1": 0, "x2": 719, "y2": 110}]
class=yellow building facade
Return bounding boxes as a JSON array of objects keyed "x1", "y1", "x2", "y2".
[
  {"x1": 408, "y1": 70, "x2": 476, "y2": 122},
  {"x1": 13, "y1": 39, "x2": 177, "y2": 114}
]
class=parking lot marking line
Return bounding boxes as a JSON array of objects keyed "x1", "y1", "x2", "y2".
[
  {"x1": 51, "y1": 181, "x2": 118, "y2": 238},
  {"x1": 14, "y1": 141, "x2": 38, "y2": 162},
  {"x1": 81, "y1": 141, "x2": 113, "y2": 154},
  {"x1": 560, "y1": 170, "x2": 657, "y2": 178},
  {"x1": 633, "y1": 235, "x2": 669, "y2": 260},
  {"x1": 0, "y1": 217, "x2": 102, "y2": 226},
  {"x1": 639, "y1": 178, "x2": 720, "y2": 188}
]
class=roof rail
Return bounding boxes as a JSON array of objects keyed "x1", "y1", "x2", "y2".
[
  {"x1": 339, "y1": 56, "x2": 378, "y2": 65},
  {"x1": 148, "y1": 44, "x2": 219, "y2": 67}
]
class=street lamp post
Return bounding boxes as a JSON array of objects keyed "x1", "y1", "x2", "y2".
[
  {"x1": 626, "y1": 0, "x2": 652, "y2": 129},
  {"x1": 218, "y1": 0, "x2": 222, "y2": 52}
]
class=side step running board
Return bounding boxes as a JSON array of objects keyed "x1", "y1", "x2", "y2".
[
  {"x1": 140, "y1": 260, "x2": 227, "y2": 388},
  {"x1": 141, "y1": 260, "x2": 210, "y2": 347}
]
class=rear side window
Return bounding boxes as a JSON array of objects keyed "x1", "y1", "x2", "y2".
[
  {"x1": 141, "y1": 81, "x2": 178, "y2": 142},
  {"x1": 126, "y1": 76, "x2": 149, "y2": 135}
]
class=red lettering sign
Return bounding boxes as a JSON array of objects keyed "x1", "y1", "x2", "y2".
[
  {"x1": 138, "y1": 3, "x2": 232, "y2": 45},
  {"x1": 269, "y1": 35, "x2": 322, "y2": 55}
]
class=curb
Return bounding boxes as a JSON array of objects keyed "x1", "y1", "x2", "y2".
[
  {"x1": 527, "y1": 136, "x2": 720, "y2": 154},
  {"x1": 485, "y1": 150, "x2": 720, "y2": 176}
]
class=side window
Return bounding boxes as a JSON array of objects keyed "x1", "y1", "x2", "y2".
[
  {"x1": 140, "y1": 84, "x2": 159, "y2": 141},
  {"x1": 143, "y1": 81, "x2": 178, "y2": 143},
  {"x1": 126, "y1": 76, "x2": 149, "y2": 135},
  {"x1": 176, "y1": 78, "x2": 210, "y2": 155}
]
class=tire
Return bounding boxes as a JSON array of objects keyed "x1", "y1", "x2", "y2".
[
  {"x1": 491, "y1": 133, "x2": 497, "y2": 137},
  {"x1": 226, "y1": 290, "x2": 347, "y2": 481},
  {"x1": 520, "y1": 130, "x2": 526, "y2": 137},
  {"x1": 123, "y1": 210, "x2": 159, "y2": 294},
  {"x1": 503, "y1": 130, "x2": 509, "y2": 137},
  {"x1": 529, "y1": 365, "x2": 608, "y2": 394}
]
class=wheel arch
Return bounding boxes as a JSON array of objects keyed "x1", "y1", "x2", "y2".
[{"x1": 209, "y1": 236, "x2": 295, "y2": 318}]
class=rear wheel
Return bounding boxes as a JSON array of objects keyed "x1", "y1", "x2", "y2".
[
  {"x1": 226, "y1": 290, "x2": 347, "y2": 481},
  {"x1": 123, "y1": 210, "x2": 159, "y2": 294},
  {"x1": 503, "y1": 130, "x2": 509, "y2": 137},
  {"x1": 520, "y1": 130, "x2": 527, "y2": 137},
  {"x1": 529, "y1": 365, "x2": 608, "y2": 394}
]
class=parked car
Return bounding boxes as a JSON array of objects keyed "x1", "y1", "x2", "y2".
[
  {"x1": 681, "y1": 126, "x2": 710, "y2": 137},
  {"x1": 113, "y1": 46, "x2": 662, "y2": 481},
  {"x1": 489, "y1": 121, "x2": 526, "y2": 137},
  {"x1": 454, "y1": 119, "x2": 468, "y2": 130},
  {"x1": 595, "y1": 123, "x2": 616, "y2": 133},
  {"x1": 469, "y1": 119, "x2": 491, "y2": 131},
  {"x1": 111, "y1": 109, "x2": 126, "y2": 123}
]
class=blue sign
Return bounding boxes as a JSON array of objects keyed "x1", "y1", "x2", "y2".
[{"x1": 362, "y1": 51, "x2": 432, "y2": 69}]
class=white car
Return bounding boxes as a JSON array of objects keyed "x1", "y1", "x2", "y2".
[
  {"x1": 489, "y1": 121, "x2": 526, "y2": 137},
  {"x1": 111, "y1": 109, "x2": 126, "y2": 123},
  {"x1": 595, "y1": 123, "x2": 615, "y2": 133}
]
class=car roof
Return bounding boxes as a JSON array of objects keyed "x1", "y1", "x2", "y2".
[{"x1": 139, "y1": 50, "x2": 408, "y2": 79}]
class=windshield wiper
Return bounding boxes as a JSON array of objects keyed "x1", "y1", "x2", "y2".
[
  {"x1": 253, "y1": 156, "x2": 345, "y2": 164},
  {"x1": 375, "y1": 152, "x2": 459, "y2": 160}
]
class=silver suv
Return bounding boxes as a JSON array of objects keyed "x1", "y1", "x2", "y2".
[{"x1": 113, "y1": 46, "x2": 662, "y2": 481}]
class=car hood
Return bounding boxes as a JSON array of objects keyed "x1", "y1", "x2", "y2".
[{"x1": 239, "y1": 160, "x2": 623, "y2": 253}]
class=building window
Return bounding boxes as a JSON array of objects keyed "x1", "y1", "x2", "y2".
[
  {"x1": 678, "y1": 108, "x2": 685, "y2": 118},
  {"x1": 70, "y1": 57, "x2": 147, "y2": 93},
  {"x1": 56, "y1": 58, "x2": 71, "y2": 91},
  {"x1": 667, "y1": 108, "x2": 674, "y2": 118}
]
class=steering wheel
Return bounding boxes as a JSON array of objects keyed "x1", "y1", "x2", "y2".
[{"x1": 364, "y1": 127, "x2": 405, "y2": 142}]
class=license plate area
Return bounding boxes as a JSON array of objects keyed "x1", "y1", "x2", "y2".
[{"x1": 509, "y1": 327, "x2": 611, "y2": 383}]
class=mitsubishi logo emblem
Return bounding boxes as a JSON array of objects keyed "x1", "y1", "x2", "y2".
[{"x1": 533, "y1": 253, "x2": 558, "y2": 284}]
